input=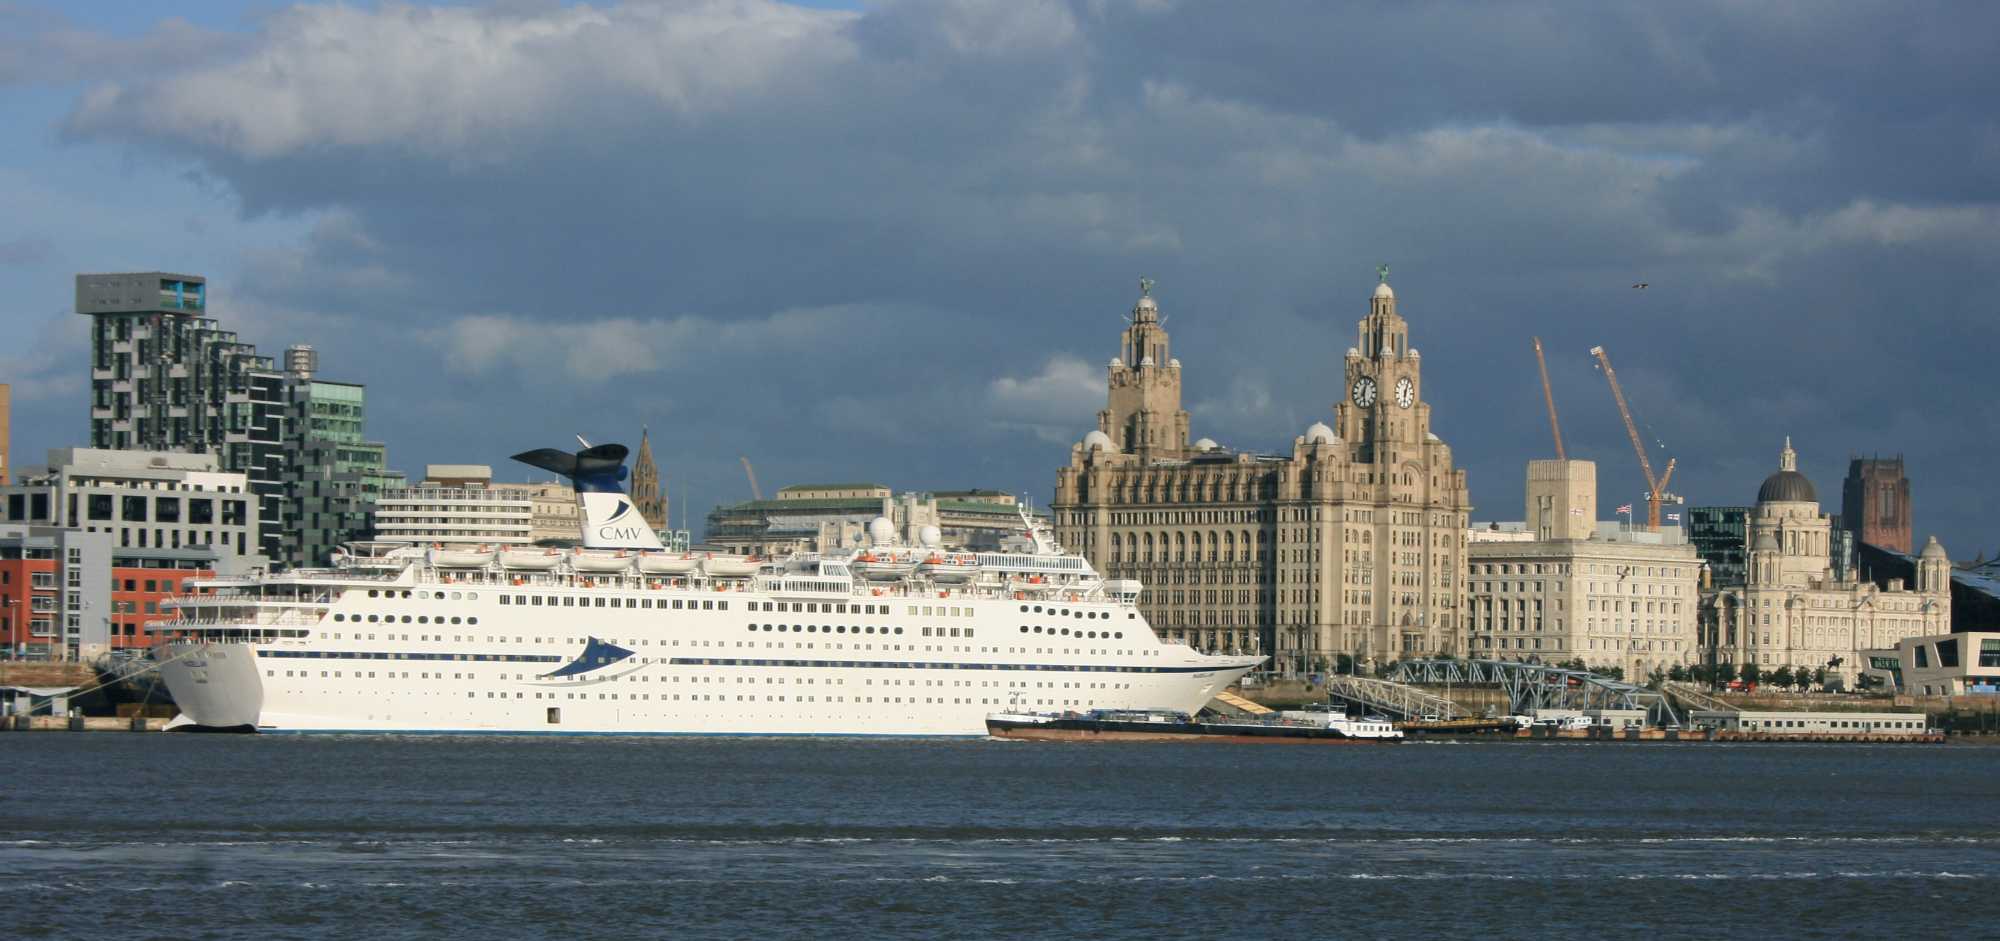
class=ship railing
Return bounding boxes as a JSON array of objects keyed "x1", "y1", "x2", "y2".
[{"x1": 145, "y1": 612, "x2": 323, "y2": 631}]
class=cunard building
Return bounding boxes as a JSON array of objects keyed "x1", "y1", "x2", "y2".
[{"x1": 1052, "y1": 273, "x2": 1471, "y2": 672}]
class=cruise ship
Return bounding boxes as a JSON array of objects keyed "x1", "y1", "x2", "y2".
[{"x1": 153, "y1": 441, "x2": 1263, "y2": 735}]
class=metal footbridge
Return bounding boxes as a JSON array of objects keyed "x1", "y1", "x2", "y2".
[
  {"x1": 1380, "y1": 659, "x2": 1683, "y2": 727},
  {"x1": 1323, "y1": 675, "x2": 1467, "y2": 721}
]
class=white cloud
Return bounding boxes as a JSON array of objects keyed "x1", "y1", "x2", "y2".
[
  {"x1": 66, "y1": 1, "x2": 859, "y2": 159},
  {"x1": 986, "y1": 354, "x2": 1105, "y2": 443},
  {"x1": 426, "y1": 303, "x2": 883, "y2": 381}
]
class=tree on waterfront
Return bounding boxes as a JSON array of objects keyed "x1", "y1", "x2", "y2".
[
  {"x1": 1771, "y1": 665, "x2": 1795, "y2": 689},
  {"x1": 1716, "y1": 662, "x2": 1739, "y2": 685},
  {"x1": 1813, "y1": 667, "x2": 1828, "y2": 689},
  {"x1": 1668, "y1": 664, "x2": 1689, "y2": 682},
  {"x1": 1742, "y1": 662, "x2": 1763, "y2": 686}
]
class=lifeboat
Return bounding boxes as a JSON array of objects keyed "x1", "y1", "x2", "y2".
[
  {"x1": 571, "y1": 550, "x2": 636, "y2": 574},
  {"x1": 852, "y1": 554, "x2": 916, "y2": 581},
  {"x1": 499, "y1": 547, "x2": 563, "y2": 570},
  {"x1": 637, "y1": 552, "x2": 700, "y2": 575},
  {"x1": 431, "y1": 546, "x2": 496, "y2": 568},
  {"x1": 700, "y1": 554, "x2": 762, "y2": 578},
  {"x1": 916, "y1": 553, "x2": 979, "y2": 584}
]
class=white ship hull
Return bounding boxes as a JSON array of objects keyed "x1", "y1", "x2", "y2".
[{"x1": 157, "y1": 582, "x2": 1257, "y2": 736}]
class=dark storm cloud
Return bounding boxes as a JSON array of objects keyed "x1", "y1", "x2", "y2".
[{"x1": 37, "y1": 0, "x2": 2000, "y2": 551}]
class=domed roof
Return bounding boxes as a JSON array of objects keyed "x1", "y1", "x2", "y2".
[
  {"x1": 1304, "y1": 422, "x2": 1337, "y2": 445},
  {"x1": 1756, "y1": 470, "x2": 1816, "y2": 504},
  {"x1": 1193, "y1": 437, "x2": 1219, "y2": 452},
  {"x1": 1168, "y1": 358, "x2": 1181, "y2": 369},
  {"x1": 1757, "y1": 437, "x2": 1817, "y2": 504},
  {"x1": 1921, "y1": 535, "x2": 1948, "y2": 559},
  {"x1": 1753, "y1": 529, "x2": 1779, "y2": 552},
  {"x1": 1082, "y1": 430, "x2": 1113, "y2": 451},
  {"x1": 1373, "y1": 281, "x2": 1394, "y2": 300}
]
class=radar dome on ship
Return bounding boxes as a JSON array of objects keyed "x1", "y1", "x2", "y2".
[
  {"x1": 868, "y1": 517, "x2": 896, "y2": 545},
  {"x1": 919, "y1": 526, "x2": 943, "y2": 548},
  {"x1": 1194, "y1": 437, "x2": 1219, "y2": 452}
]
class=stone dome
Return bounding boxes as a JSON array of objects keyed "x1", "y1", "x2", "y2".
[
  {"x1": 1756, "y1": 470, "x2": 1817, "y2": 504},
  {"x1": 1304, "y1": 422, "x2": 1337, "y2": 445},
  {"x1": 1193, "y1": 437, "x2": 1219, "y2": 452},
  {"x1": 1082, "y1": 430, "x2": 1113, "y2": 451},
  {"x1": 1168, "y1": 358, "x2": 1181, "y2": 369},
  {"x1": 1373, "y1": 281, "x2": 1394, "y2": 299},
  {"x1": 1921, "y1": 535, "x2": 1948, "y2": 559}
]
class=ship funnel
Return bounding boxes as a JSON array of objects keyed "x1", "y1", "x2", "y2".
[{"x1": 511, "y1": 443, "x2": 664, "y2": 551}]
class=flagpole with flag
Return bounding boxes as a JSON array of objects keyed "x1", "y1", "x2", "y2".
[{"x1": 1615, "y1": 503, "x2": 1634, "y2": 531}]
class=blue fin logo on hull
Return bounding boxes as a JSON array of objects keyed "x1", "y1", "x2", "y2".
[{"x1": 540, "y1": 637, "x2": 636, "y2": 679}]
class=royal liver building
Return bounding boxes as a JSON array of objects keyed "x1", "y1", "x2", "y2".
[{"x1": 1052, "y1": 273, "x2": 1471, "y2": 672}]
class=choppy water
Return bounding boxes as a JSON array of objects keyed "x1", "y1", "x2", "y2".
[{"x1": 3, "y1": 736, "x2": 1996, "y2": 939}]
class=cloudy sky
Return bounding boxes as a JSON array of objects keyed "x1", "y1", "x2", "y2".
[{"x1": 3, "y1": 1, "x2": 1997, "y2": 555}]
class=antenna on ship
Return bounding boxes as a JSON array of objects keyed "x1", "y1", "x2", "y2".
[{"x1": 575, "y1": 434, "x2": 593, "y2": 449}]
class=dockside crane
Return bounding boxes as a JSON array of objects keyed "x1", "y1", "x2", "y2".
[
  {"x1": 1533, "y1": 337, "x2": 1566, "y2": 460},
  {"x1": 1588, "y1": 345, "x2": 1678, "y2": 531},
  {"x1": 739, "y1": 456, "x2": 763, "y2": 501}
]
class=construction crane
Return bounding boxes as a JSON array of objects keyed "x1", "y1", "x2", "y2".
[
  {"x1": 1588, "y1": 345, "x2": 1677, "y2": 531},
  {"x1": 1532, "y1": 336, "x2": 1566, "y2": 460},
  {"x1": 739, "y1": 456, "x2": 763, "y2": 501}
]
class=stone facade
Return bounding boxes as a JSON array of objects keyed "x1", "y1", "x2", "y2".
[
  {"x1": 1701, "y1": 440, "x2": 1950, "y2": 685},
  {"x1": 1466, "y1": 460, "x2": 1700, "y2": 679},
  {"x1": 1052, "y1": 275, "x2": 1471, "y2": 671},
  {"x1": 1466, "y1": 547, "x2": 1699, "y2": 681}
]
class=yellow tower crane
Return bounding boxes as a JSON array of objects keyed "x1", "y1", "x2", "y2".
[{"x1": 1588, "y1": 345, "x2": 1677, "y2": 532}]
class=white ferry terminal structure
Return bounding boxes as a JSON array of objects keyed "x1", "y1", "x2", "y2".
[{"x1": 154, "y1": 441, "x2": 1260, "y2": 734}]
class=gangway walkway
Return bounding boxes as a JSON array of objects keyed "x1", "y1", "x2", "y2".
[
  {"x1": 1324, "y1": 675, "x2": 1464, "y2": 722},
  {"x1": 1662, "y1": 681, "x2": 1738, "y2": 714},
  {"x1": 1386, "y1": 659, "x2": 1681, "y2": 727},
  {"x1": 1210, "y1": 690, "x2": 1275, "y2": 716}
]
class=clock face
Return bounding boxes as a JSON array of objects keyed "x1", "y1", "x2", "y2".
[
  {"x1": 1395, "y1": 377, "x2": 1415, "y2": 409},
  {"x1": 1351, "y1": 377, "x2": 1378, "y2": 408}
]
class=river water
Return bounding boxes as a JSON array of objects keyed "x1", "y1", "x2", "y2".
[{"x1": 3, "y1": 735, "x2": 1994, "y2": 939}]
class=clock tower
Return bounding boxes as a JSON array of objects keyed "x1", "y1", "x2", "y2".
[{"x1": 1336, "y1": 267, "x2": 1430, "y2": 462}]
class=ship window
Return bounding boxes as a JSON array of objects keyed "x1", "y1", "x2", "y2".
[
  {"x1": 367, "y1": 615, "x2": 379, "y2": 622},
  {"x1": 1020, "y1": 626, "x2": 1029, "y2": 633},
  {"x1": 703, "y1": 601, "x2": 714, "y2": 610},
  {"x1": 333, "y1": 614, "x2": 345, "y2": 622},
  {"x1": 894, "y1": 628, "x2": 903, "y2": 635},
  {"x1": 531, "y1": 596, "x2": 542, "y2": 606},
  {"x1": 500, "y1": 597, "x2": 510, "y2": 606},
  {"x1": 368, "y1": 590, "x2": 379, "y2": 598},
  {"x1": 468, "y1": 618, "x2": 478, "y2": 625},
  {"x1": 401, "y1": 616, "x2": 412, "y2": 624},
  {"x1": 922, "y1": 627, "x2": 931, "y2": 637}
]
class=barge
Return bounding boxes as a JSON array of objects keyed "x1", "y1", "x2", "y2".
[{"x1": 986, "y1": 707, "x2": 1403, "y2": 743}]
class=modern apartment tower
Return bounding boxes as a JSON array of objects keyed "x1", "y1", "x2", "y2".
[
  {"x1": 78, "y1": 274, "x2": 397, "y2": 568},
  {"x1": 282, "y1": 350, "x2": 403, "y2": 568},
  {"x1": 79, "y1": 273, "x2": 288, "y2": 559},
  {"x1": 0, "y1": 382, "x2": 11, "y2": 485}
]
